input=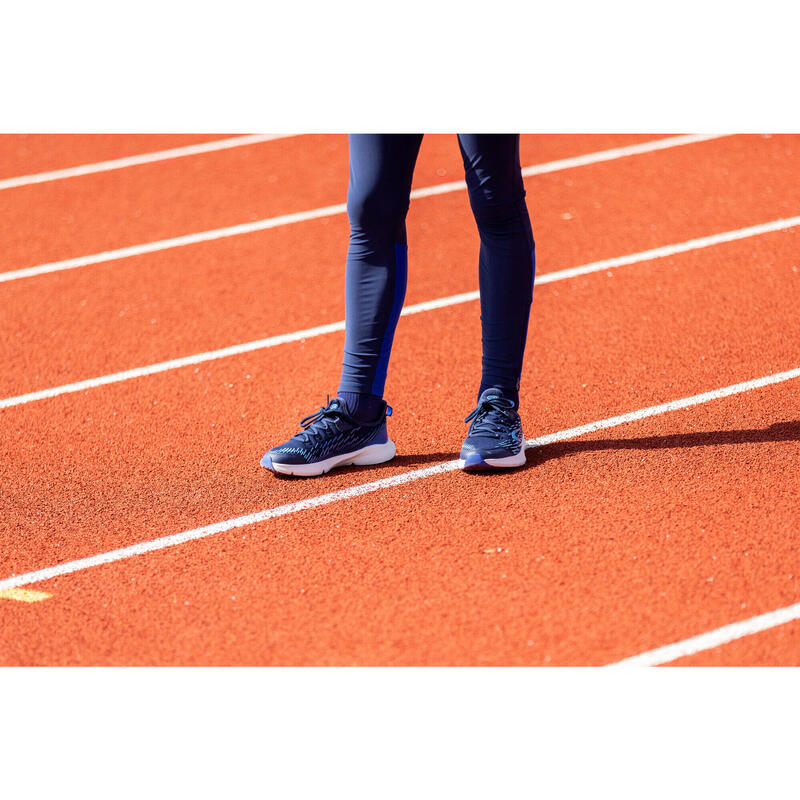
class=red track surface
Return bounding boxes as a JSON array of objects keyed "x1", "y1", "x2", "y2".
[{"x1": 1, "y1": 134, "x2": 798, "y2": 665}]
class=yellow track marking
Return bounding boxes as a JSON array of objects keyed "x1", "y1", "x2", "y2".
[{"x1": 0, "y1": 588, "x2": 51, "y2": 603}]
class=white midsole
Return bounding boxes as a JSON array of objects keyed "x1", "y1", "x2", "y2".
[
  {"x1": 270, "y1": 440, "x2": 396, "y2": 476},
  {"x1": 458, "y1": 443, "x2": 527, "y2": 470}
]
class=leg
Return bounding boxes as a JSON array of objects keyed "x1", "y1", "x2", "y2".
[
  {"x1": 338, "y1": 134, "x2": 423, "y2": 419},
  {"x1": 261, "y1": 135, "x2": 421, "y2": 476},
  {"x1": 457, "y1": 134, "x2": 535, "y2": 408}
]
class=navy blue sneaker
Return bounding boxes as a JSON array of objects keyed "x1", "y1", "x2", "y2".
[
  {"x1": 459, "y1": 388, "x2": 526, "y2": 471},
  {"x1": 261, "y1": 396, "x2": 395, "y2": 476}
]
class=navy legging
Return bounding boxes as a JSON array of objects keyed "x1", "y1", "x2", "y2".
[{"x1": 338, "y1": 134, "x2": 535, "y2": 404}]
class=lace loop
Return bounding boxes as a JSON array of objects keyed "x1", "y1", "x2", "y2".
[
  {"x1": 296, "y1": 396, "x2": 349, "y2": 443},
  {"x1": 464, "y1": 395, "x2": 517, "y2": 437}
]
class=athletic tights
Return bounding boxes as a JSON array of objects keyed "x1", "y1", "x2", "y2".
[{"x1": 338, "y1": 134, "x2": 535, "y2": 409}]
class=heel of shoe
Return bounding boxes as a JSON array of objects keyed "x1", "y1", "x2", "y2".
[{"x1": 350, "y1": 440, "x2": 396, "y2": 465}]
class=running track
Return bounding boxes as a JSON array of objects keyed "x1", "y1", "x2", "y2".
[{"x1": 1, "y1": 133, "x2": 798, "y2": 666}]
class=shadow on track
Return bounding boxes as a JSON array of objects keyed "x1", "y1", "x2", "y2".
[
  {"x1": 389, "y1": 451, "x2": 456, "y2": 468},
  {"x1": 527, "y1": 420, "x2": 800, "y2": 469}
]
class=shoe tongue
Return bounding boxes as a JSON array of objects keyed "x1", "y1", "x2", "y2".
[{"x1": 479, "y1": 388, "x2": 506, "y2": 403}]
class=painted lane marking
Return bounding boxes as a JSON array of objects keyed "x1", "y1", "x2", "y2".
[
  {"x1": 609, "y1": 600, "x2": 800, "y2": 666},
  {"x1": 0, "y1": 201, "x2": 348, "y2": 284},
  {"x1": 413, "y1": 134, "x2": 729, "y2": 198},
  {"x1": 0, "y1": 134, "x2": 731, "y2": 285},
  {"x1": 0, "y1": 588, "x2": 52, "y2": 602},
  {"x1": 1, "y1": 364, "x2": 798, "y2": 594},
  {"x1": 2, "y1": 214, "x2": 798, "y2": 412},
  {"x1": 0, "y1": 134, "x2": 296, "y2": 192}
]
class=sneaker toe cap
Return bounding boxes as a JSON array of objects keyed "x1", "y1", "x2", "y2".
[
  {"x1": 460, "y1": 440, "x2": 519, "y2": 461},
  {"x1": 460, "y1": 450, "x2": 490, "y2": 470},
  {"x1": 263, "y1": 447, "x2": 310, "y2": 466}
]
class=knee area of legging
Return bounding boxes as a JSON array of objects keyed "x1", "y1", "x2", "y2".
[
  {"x1": 347, "y1": 187, "x2": 408, "y2": 234},
  {"x1": 470, "y1": 196, "x2": 533, "y2": 239},
  {"x1": 469, "y1": 189, "x2": 528, "y2": 225}
]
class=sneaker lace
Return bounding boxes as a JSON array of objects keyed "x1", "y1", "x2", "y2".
[
  {"x1": 295, "y1": 396, "x2": 354, "y2": 444},
  {"x1": 464, "y1": 396, "x2": 517, "y2": 437}
]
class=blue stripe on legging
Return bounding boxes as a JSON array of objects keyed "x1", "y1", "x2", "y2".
[{"x1": 371, "y1": 242, "x2": 408, "y2": 395}]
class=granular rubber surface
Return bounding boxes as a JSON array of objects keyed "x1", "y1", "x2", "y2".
[{"x1": 1, "y1": 133, "x2": 798, "y2": 665}]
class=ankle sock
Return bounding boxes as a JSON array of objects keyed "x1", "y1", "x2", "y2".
[{"x1": 338, "y1": 391, "x2": 385, "y2": 423}]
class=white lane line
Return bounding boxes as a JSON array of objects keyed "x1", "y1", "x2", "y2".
[
  {"x1": 0, "y1": 134, "x2": 731, "y2": 285},
  {"x1": 609, "y1": 600, "x2": 800, "y2": 666},
  {"x1": 3, "y1": 215, "x2": 799, "y2": 411},
  {"x1": 0, "y1": 134, "x2": 296, "y2": 192},
  {"x1": 524, "y1": 367, "x2": 800, "y2": 445},
  {"x1": 534, "y1": 215, "x2": 799, "y2": 284},
  {"x1": 0, "y1": 292, "x2": 478, "y2": 410},
  {"x1": 1, "y1": 364, "x2": 799, "y2": 593},
  {"x1": 412, "y1": 134, "x2": 729, "y2": 199},
  {"x1": 0, "y1": 201, "x2": 348, "y2": 284}
]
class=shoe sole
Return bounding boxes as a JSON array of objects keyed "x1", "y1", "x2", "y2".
[
  {"x1": 458, "y1": 446, "x2": 527, "y2": 472},
  {"x1": 264, "y1": 440, "x2": 396, "y2": 477}
]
